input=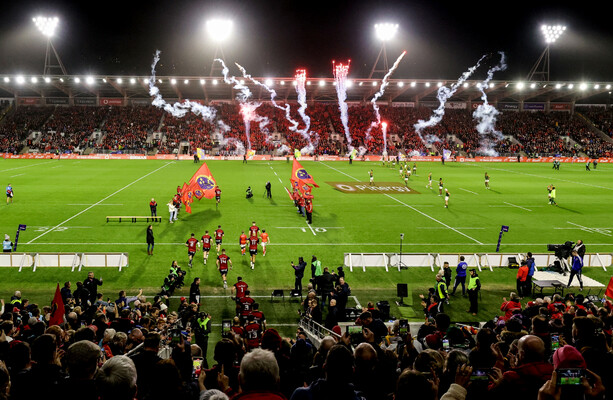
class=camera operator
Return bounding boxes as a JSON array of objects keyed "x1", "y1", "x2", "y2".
[
  {"x1": 193, "y1": 312, "x2": 212, "y2": 368},
  {"x1": 573, "y1": 239, "x2": 585, "y2": 261}
]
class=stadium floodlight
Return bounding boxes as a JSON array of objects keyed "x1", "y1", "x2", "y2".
[
  {"x1": 184, "y1": 79, "x2": 189, "y2": 84},
  {"x1": 206, "y1": 18, "x2": 233, "y2": 76},
  {"x1": 31, "y1": 77, "x2": 38, "y2": 84},
  {"x1": 33, "y1": 16, "x2": 59, "y2": 37},
  {"x1": 117, "y1": 78, "x2": 123, "y2": 84},
  {"x1": 44, "y1": 77, "x2": 50, "y2": 83},
  {"x1": 200, "y1": 79, "x2": 205, "y2": 85},
  {"x1": 527, "y1": 24, "x2": 567, "y2": 81},
  {"x1": 170, "y1": 78, "x2": 177, "y2": 85},
  {"x1": 369, "y1": 22, "x2": 399, "y2": 79},
  {"x1": 33, "y1": 16, "x2": 67, "y2": 76},
  {"x1": 397, "y1": 81, "x2": 404, "y2": 87},
  {"x1": 3, "y1": 77, "x2": 9, "y2": 83},
  {"x1": 280, "y1": 80, "x2": 285, "y2": 85},
  {"x1": 374, "y1": 23, "x2": 399, "y2": 42},
  {"x1": 130, "y1": 78, "x2": 136, "y2": 84},
  {"x1": 86, "y1": 76, "x2": 94, "y2": 85},
  {"x1": 265, "y1": 79, "x2": 273, "y2": 86},
  {"x1": 74, "y1": 77, "x2": 80, "y2": 83},
  {"x1": 16, "y1": 76, "x2": 25, "y2": 84},
  {"x1": 542, "y1": 25, "x2": 566, "y2": 44},
  {"x1": 318, "y1": 80, "x2": 325, "y2": 86},
  {"x1": 579, "y1": 83, "x2": 587, "y2": 90},
  {"x1": 206, "y1": 19, "x2": 233, "y2": 42}
]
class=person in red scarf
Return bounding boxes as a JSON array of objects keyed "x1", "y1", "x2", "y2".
[{"x1": 500, "y1": 292, "x2": 522, "y2": 321}]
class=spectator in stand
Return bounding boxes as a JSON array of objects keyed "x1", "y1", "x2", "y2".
[
  {"x1": 500, "y1": 292, "x2": 522, "y2": 321},
  {"x1": 234, "y1": 348, "x2": 284, "y2": 400},
  {"x1": 95, "y1": 355, "x2": 138, "y2": 400}
]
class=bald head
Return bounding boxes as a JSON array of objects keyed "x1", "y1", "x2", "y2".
[{"x1": 518, "y1": 335, "x2": 545, "y2": 364}]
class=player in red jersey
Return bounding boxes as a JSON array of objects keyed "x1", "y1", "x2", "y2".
[
  {"x1": 185, "y1": 233, "x2": 199, "y2": 268},
  {"x1": 239, "y1": 231, "x2": 248, "y2": 256},
  {"x1": 214, "y1": 225, "x2": 224, "y2": 253},
  {"x1": 232, "y1": 276, "x2": 249, "y2": 315},
  {"x1": 232, "y1": 276, "x2": 249, "y2": 300},
  {"x1": 248, "y1": 302, "x2": 266, "y2": 331},
  {"x1": 201, "y1": 230, "x2": 212, "y2": 265},
  {"x1": 230, "y1": 316, "x2": 245, "y2": 337},
  {"x1": 248, "y1": 235, "x2": 259, "y2": 270},
  {"x1": 238, "y1": 290, "x2": 255, "y2": 322},
  {"x1": 248, "y1": 221, "x2": 260, "y2": 238},
  {"x1": 216, "y1": 248, "x2": 232, "y2": 289},
  {"x1": 214, "y1": 186, "x2": 221, "y2": 209},
  {"x1": 243, "y1": 314, "x2": 262, "y2": 350}
]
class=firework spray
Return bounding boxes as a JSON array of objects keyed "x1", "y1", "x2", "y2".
[
  {"x1": 149, "y1": 51, "x2": 217, "y2": 121},
  {"x1": 414, "y1": 54, "x2": 487, "y2": 143},
  {"x1": 215, "y1": 58, "x2": 255, "y2": 152},
  {"x1": 294, "y1": 69, "x2": 315, "y2": 153},
  {"x1": 473, "y1": 52, "x2": 507, "y2": 156},
  {"x1": 235, "y1": 63, "x2": 305, "y2": 149},
  {"x1": 365, "y1": 51, "x2": 407, "y2": 151},
  {"x1": 332, "y1": 60, "x2": 353, "y2": 152}
]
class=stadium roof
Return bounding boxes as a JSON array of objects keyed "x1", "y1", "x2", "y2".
[{"x1": 1, "y1": 74, "x2": 611, "y2": 105}]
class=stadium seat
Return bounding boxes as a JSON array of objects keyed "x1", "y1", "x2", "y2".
[{"x1": 270, "y1": 289, "x2": 284, "y2": 302}]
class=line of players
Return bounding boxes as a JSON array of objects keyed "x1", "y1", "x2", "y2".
[
  {"x1": 184, "y1": 221, "x2": 270, "y2": 289},
  {"x1": 227, "y1": 276, "x2": 268, "y2": 351}
]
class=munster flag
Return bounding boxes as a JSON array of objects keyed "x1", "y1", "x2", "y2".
[
  {"x1": 606, "y1": 276, "x2": 613, "y2": 299},
  {"x1": 49, "y1": 283, "x2": 65, "y2": 326},
  {"x1": 189, "y1": 162, "x2": 217, "y2": 199},
  {"x1": 291, "y1": 159, "x2": 319, "y2": 188}
]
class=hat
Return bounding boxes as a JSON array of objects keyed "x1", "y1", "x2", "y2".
[
  {"x1": 4, "y1": 234, "x2": 9, "y2": 240},
  {"x1": 180, "y1": 297, "x2": 186, "y2": 302},
  {"x1": 261, "y1": 328, "x2": 282, "y2": 351},
  {"x1": 332, "y1": 325, "x2": 342, "y2": 337},
  {"x1": 553, "y1": 345, "x2": 587, "y2": 369}
]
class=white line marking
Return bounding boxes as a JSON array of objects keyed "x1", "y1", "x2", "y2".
[
  {"x1": 464, "y1": 164, "x2": 613, "y2": 191},
  {"x1": 10, "y1": 173, "x2": 26, "y2": 177},
  {"x1": 19, "y1": 242, "x2": 613, "y2": 246},
  {"x1": 382, "y1": 204, "x2": 434, "y2": 207},
  {"x1": 26, "y1": 162, "x2": 173, "y2": 244},
  {"x1": 416, "y1": 227, "x2": 485, "y2": 230},
  {"x1": 459, "y1": 187, "x2": 479, "y2": 195},
  {"x1": 321, "y1": 162, "x2": 484, "y2": 244},
  {"x1": 503, "y1": 202, "x2": 532, "y2": 211},
  {"x1": 306, "y1": 221, "x2": 317, "y2": 236},
  {"x1": 0, "y1": 161, "x2": 53, "y2": 173},
  {"x1": 66, "y1": 204, "x2": 124, "y2": 206},
  {"x1": 567, "y1": 221, "x2": 612, "y2": 236},
  {"x1": 274, "y1": 226, "x2": 344, "y2": 229}
]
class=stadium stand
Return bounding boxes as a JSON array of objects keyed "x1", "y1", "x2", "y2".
[{"x1": 2, "y1": 102, "x2": 613, "y2": 158}]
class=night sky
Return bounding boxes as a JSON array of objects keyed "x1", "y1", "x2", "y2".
[{"x1": 1, "y1": 0, "x2": 612, "y2": 83}]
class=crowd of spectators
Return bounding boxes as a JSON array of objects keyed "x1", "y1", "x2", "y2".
[
  {"x1": 2, "y1": 103, "x2": 613, "y2": 158},
  {"x1": 1, "y1": 264, "x2": 612, "y2": 400}
]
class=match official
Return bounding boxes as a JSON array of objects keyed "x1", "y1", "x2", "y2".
[{"x1": 467, "y1": 269, "x2": 480, "y2": 315}]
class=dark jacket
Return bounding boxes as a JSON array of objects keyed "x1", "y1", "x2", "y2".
[{"x1": 290, "y1": 378, "x2": 366, "y2": 400}]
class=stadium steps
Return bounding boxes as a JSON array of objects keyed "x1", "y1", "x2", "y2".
[{"x1": 576, "y1": 112, "x2": 613, "y2": 143}]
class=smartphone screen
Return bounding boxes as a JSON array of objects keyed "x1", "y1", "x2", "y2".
[
  {"x1": 442, "y1": 339, "x2": 450, "y2": 350},
  {"x1": 222, "y1": 319, "x2": 231, "y2": 334},
  {"x1": 398, "y1": 319, "x2": 408, "y2": 335},
  {"x1": 551, "y1": 335, "x2": 560, "y2": 351},
  {"x1": 557, "y1": 368, "x2": 584, "y2": 386},
  {"x1": 346, "y1": 325, "x2": 363, "y2": 335},
  {"x1": 192, "y1": 357, "x2": 204, "y2": 377},
  {"x1": 470, "y1": 369, "x2": 491, "y2": 381}
]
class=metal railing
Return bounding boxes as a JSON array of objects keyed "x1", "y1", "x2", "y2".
[{"x1": 299, "y1": 316, "x2": 340, "y2": 347}]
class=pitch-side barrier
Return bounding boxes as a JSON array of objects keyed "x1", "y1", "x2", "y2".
[
  {"x1": 343, "y1": 253, "x2": 610, "y2": 272},
  {"x1": 0, "y1": 252, "x2": 129, "y2": 272}
]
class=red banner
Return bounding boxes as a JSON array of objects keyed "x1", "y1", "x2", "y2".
[{"x1": 99, "y1": 98, "x2": 124, "y2": 106}]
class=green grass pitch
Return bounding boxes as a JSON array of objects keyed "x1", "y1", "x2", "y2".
[{"x1": 1, "y1": 158, "x2": 612, "y2": 347}]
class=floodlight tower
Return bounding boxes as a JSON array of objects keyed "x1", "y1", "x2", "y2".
[
  {"x1": 527, "y1": 24, "x2": 566, "y2": 82},
  {"x1": 33, "y1": 16, "x2": 67, "y2": 76},
  {"x1": 206, "y1": 19, "x2": 233, "y2": 76},
  {"x1": 369, "y1": 23, "x2": 399, "y2": 79}
]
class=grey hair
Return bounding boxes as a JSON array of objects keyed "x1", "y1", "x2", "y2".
[
  {"x1": 239, "y1": 348, "x2": 279, "y2": 391},
  {"x1": 95, "y1": 355, "x2": 137, "y2": 400}
]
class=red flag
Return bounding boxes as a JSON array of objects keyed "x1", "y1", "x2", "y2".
[
  {"x1": 605, "y1": 277, "x2": 613, "y2": 299},
  {"x1": 291, "y1": 159, "x2": 319, "y2": 188},
  {"x1": 49, "y1": 283, "x2": 65, "y2": 326},
  {"x1": 189, "y1": 162, "x2": 217, "y2": 199}
]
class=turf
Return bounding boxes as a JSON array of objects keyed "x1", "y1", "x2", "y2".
[{"x1": 1, "y1": 158, "x2": 611, "y2": 338}]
